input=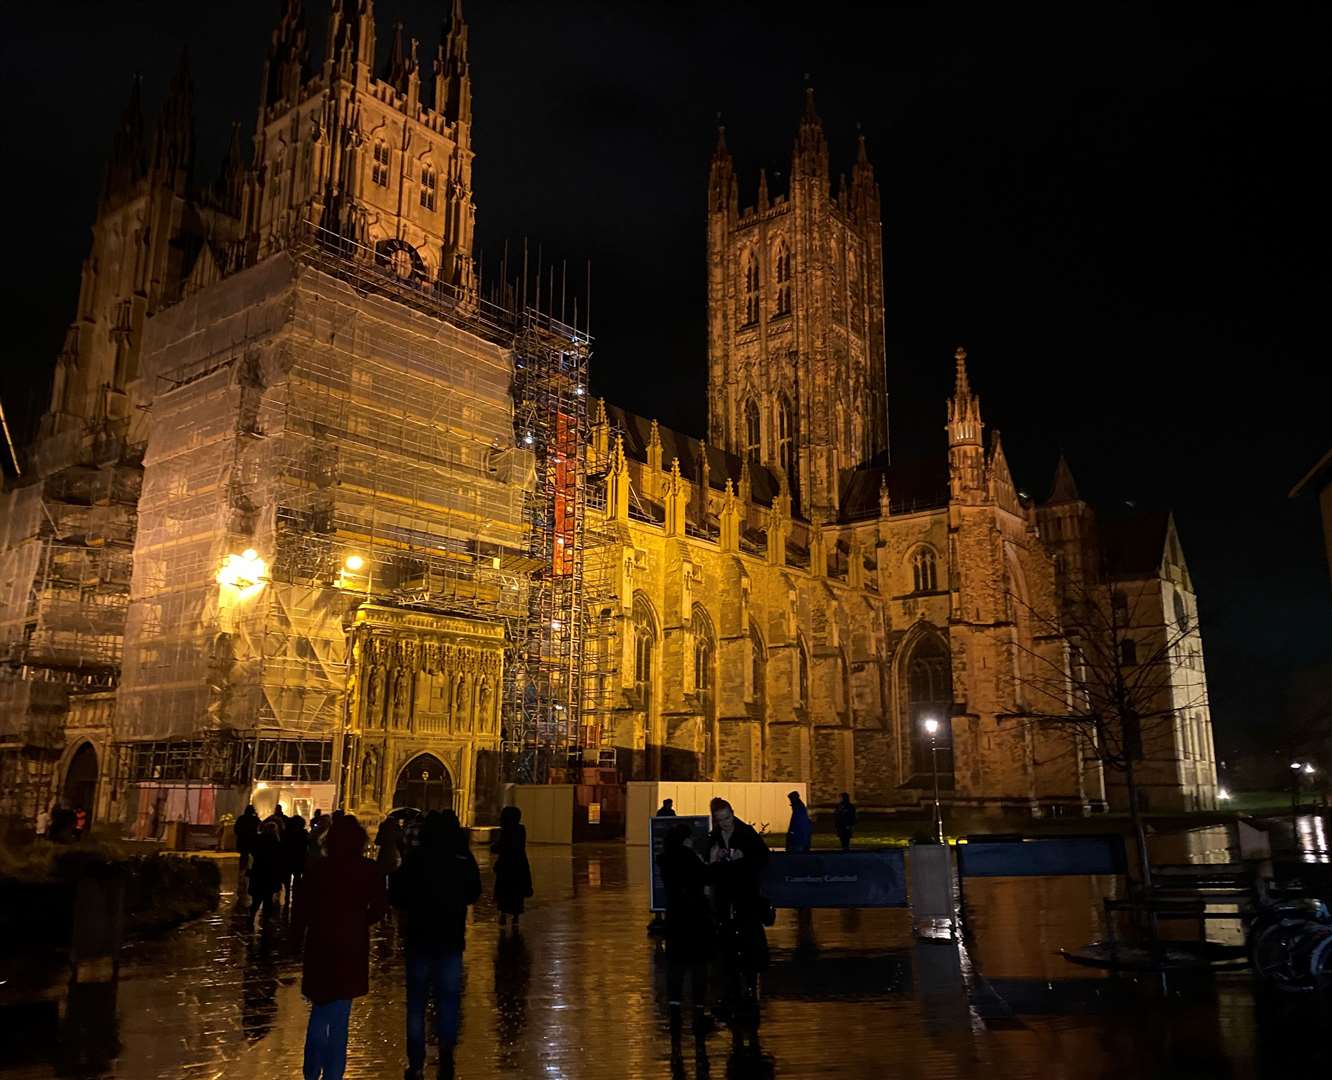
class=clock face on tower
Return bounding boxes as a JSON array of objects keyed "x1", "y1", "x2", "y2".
[{"x1": 375, "y1": 238, "x2": 427, "y2": 284}]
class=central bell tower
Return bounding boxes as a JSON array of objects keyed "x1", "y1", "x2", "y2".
[{"x1": 706, "y1": 90, "x2": 887, "y2": 514}]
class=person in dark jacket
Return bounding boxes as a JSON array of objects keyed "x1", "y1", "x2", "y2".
[
  {"x1": 833, "y1": 793, "x2": 857, "y2": 852},
  {"x1": 656, "y1": 798, "x2": 677, "y2": 817},
  {"x1": 375, "y1": 815, "x2": 405, "y2": 878},
  {"x1": 249, "y1": 821, "x2": 283, "y2": 927},
  {"x1": 282, "y1": 814, "x2": 309, "y2": 906},
  {"x1": 658, "y1": 822, "x2": 714, "y2": 1063},
  {"x1": 234, "y1": 804, "x2": 260, "y2": 873},
  {"x1": 785, "y1": 791, "x2": 813, "y2": 854},
  {"x1": 708, "y1": 798, "x2": 770, "y2": 1056},
  {"x1": 490, "y1": 805, "x2": 533, "y2": 931},
  {"x1": 292, "y1": 814, "x2": 387, "y2": 1080},
  {"x1": 391, "y1": 810, "x2": 482, "y2": 1080}
]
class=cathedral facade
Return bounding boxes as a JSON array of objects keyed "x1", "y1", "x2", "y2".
[{"x1": 0, "y1": 1, "x2": 1218, "y2": 833}]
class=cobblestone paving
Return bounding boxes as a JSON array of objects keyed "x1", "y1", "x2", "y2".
[{"x1": 3, "y1": 845, "x2": 1329, "y2": 1079}]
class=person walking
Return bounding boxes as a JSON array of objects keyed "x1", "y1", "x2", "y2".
[
  {"x1": 708, "y1": 798, "x2": 770, "y2": 1057},
  {"x1": 293, "y1": 814, "x2": 388, "y2": 1080},
  {"x1": 656, "y1": 798, "x2": 677, "y2": 817},
  {"x1": 249, "y1": 821, "x2": 283, "y2": 928},
  {"x1": 834, "y1": 793, "x2": 857, "y2": 852},
  {"x1": 391, "y1": 810, "x2": 482, "y2": 1080},
  {"x1": 658, "y1": 822, "x2": 715, "y2": 1064},
  {"x1": 785, "y1": 791, "x2": 813, "y2": 854},
  {"x1": 282, "y1": 814, "x2": 310, "y2": 906},
  {"x1": 234, "y1": 804, "x2": 260, "y2": 874},
  {"x1": 491, "y1": 805, "x2": 533, "y2": 931}
]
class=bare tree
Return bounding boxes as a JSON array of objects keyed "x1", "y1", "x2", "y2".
[{"x1": 1002, "y1": 571, "x2": 1208, "y2": 887}]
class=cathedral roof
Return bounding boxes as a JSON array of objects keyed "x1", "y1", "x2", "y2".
[
  {"x1": 603, "y1": 404, "x2": 781, "y2": 507},
  {"x1": 838, "y1": 455, "x2": 949, "y2": 522},
  {"x1": 1096, "y1": 509, "x2": 1172, "y2": 579}
]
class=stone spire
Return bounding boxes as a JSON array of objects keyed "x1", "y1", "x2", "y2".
[
  {"x1": 1047, "y1": 453, "x2": 1081, "y2": 504},
  {"x1": 214, "y1": 121, "x2": 246, "y2": 217},
  {"x1": 792, "y1": 84, "x2": 828, "y2": 181},
  {"x1": 329, "y1": 0, "x2": 376, "y2": 80},
  {"x1": 152, "y1": 48, "x2": 195, "y2": 190},
  {"x1": 947, "y1": 347, "x2": 985, "y2": 501},
  {"x1": 103, "y1": 75, "x2": 146, "y2": 207},
  {"x1": 708, "y1": 121, "x2": 737, "y2": 217},
  {"x1": 435, "y1": 0, "x2": 471, "y2": 125},
  {"x1": 757, "y1": 167, "x2": 769, "y2": 212},
  {"x1": 260, "y1": 0, "x2": 309, "y2": 115},
  {"x1": 383, "y1": 21, "x2": 412, "y2": 94}
]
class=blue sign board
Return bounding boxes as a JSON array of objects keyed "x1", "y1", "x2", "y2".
[
  {"x1": 762, "y1": 850, "x2": 908, "y2": 908},
  {"x1": 648, "y1": 814, "x2": 712, "y2": 912},
  {"x1": 955, "y1": 835, "x2": 1127, "y2": 878}
]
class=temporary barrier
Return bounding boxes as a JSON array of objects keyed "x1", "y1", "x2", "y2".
[
  {"x1": 625, "y1": 781, "x2": 805, "y2": 845},
  {"x1": 763, "y1": 850, "x2": 908, "y2": 908},
  {"x1": 956, "y1": 835, "x2": 1127, "y2": 878}
]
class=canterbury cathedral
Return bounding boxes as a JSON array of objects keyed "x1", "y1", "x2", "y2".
[{"x1": 0, "y1": 1, "x2": 1218, "y2": 835}]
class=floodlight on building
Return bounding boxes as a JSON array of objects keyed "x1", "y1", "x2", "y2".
[
  {"x1": 923, "y1": 717, "x2": 939, "y2": 736},
  {"x1": 217, "y1": 549, "x2": 268, "y2": 600},
  {"x1": 1218, "y1": 787, "x2": 1231, "y2": 801},
  {"x1": 344, "y1": 554, "x2": 365, "y2": 572}
]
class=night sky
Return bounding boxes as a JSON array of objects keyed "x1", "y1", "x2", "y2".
[{"x1": 3, "y1": 2, "x2": 1328, "y2": 756}]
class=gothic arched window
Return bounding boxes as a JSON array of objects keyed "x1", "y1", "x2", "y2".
[
  {"x1": 911, "y1": 547, "x2": 938, "y2": 593},
  {"x1": 848, "y1": 250, "x2": 864, "y2": 334},
  {"x1": 773, "y1": 240, "x2": 792, "y2": 316},
  {"x1": 372, "y1": 140, "x2": 390, "y2": 187},
  {"x1": 633, "y1": 594, "x2": 657, "y2": 702},
  {"x1": 691, "y1": 605, "x2": 715, "y2": 694},
  {"x1": 420, "y1": 163, "x2": 438, "y2": 211},
  {"x1": 1173, "y1": 590, "x2": 1190, "y2": 634},
  {"x1": 905, "y1": 632, "x2": 953, "y2": 781},
  {"x1": 1119, "y1": 637, "x2": 1138, "y2": 667},
  {"x1": 744, "y1": 399, "x2": 762, "y2": 465},
  {"x1": 750, "y1": 627, "x2": 766, "y2": 710},
  {"x1": 797, "y1": 637, "x2": 810, "y2": 708},
  {"x1": 777, "y1": 395, "x2": 794, "y2": 480},
  {"x1": 743, "y1": 252, "x2": 760, "y2": 325}
]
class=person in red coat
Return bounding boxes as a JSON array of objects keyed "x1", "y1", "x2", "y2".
[{"x1": 292, "y1": 814, "x2": 387, "y2": 1080}]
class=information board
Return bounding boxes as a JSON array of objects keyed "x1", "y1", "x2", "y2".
[
  {"x1": 648, "y1": 814, "x2": 712, "y2": 912},
  {"x1": 762, "y1": 850, "x2": 908, "y2": 908}
]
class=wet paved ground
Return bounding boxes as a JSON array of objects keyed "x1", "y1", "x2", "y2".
[{"x1": 4, "y1": 840, "x2": 1332, "y2": 1079}]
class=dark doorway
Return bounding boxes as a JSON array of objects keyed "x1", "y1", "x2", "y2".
[
  {"x1": 392, "y1": 753, "x2": 453, "y2": 813},
  {"x1": 63, "y1": 742, "x2": 99, "y2": 823}
]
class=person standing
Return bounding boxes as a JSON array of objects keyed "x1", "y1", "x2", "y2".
[
  {"x1": 785, "y1": 791, "x2": 813, "y2": 854},
  {"x1": 249, "y1": 821, "x2": 283, "y2": 928},
  {"x1": 265, "y1": 802, "x2": 288, "y2": 838},
  {"x1": 833, "y1": 793, "x2": 857, "y2": 852},
  {"x1": 658, "y1": 822, "x2": 714, "y2": 1064},
  {"x1": 491, "y1": 806, "x2": 533, "y2": 931},
  {"x1": 708, "y1": 798, "x2": 770, "y2": 1057},
  {"x1": 235, "y1": 804, "x2": 260, "y2": 874},
  {"x1": 282, "y1": 814, "x2": 310, "y2": 906},
  {"x1": 375, "y1": 815, "x2": 405, "y2": 878},
  {"x1": 293, "y1": 814, "x2": 388, "y2": 1080},
  {"x1": 391, "y1": 810, "x2": 482, "y2": 1080},
  {"x1": 35, "y1": 803, "x2": 52, "y2": 840},
  {"x1": 656, "y1": 798, "x2": 677, "y2": 817}
]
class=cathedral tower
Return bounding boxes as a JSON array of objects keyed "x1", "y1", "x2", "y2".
[
  {"x1": 706, "y1": 90, "x2": 887, "y2": 515},
  {"x1": 245, "y1": 0, "x2": 476, "y2": 291}
]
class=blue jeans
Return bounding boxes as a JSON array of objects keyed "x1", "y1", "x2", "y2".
[
  {"x1": 303, "y1": 997, "x2": 352, "y2": 1080},
  {"x1": 405, "y1": 947, "x2": 463, "y2": 1070}
]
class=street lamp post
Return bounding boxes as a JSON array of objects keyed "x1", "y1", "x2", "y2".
[{"x1": 924, "y1": 717, "x2": 943, "y2": 844}]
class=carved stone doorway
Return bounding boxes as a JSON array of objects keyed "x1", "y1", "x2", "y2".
[{"x1": 392, "y1": 752, "x2": 453, "y2": 813}]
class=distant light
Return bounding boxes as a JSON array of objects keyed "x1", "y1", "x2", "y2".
[
  {"x1": 923, "y1": 717, "x2": 939, "y2": 736},
  {"x1": 254, "y1": 781, "x2": 269, "y2": 792},
  {"x1": 242, "y1": 548, "x2": 258, "y2": 561},
  {"x1": 575, "y1": 385, "x2": 586, "y2": 396},
  {"x1": 1305, "y1": 764, "x2": 1316, "y2": 775},
  {"x1": 551, "y1": 620, "x2": 562, "y2": 631},
  {"x1": 344, "y1": 554, "x2": 365, "y2": 571},
  {"x1": 1218, "y1": 787, "x2": 1231, "y2": 801},
  {"x1": 524, "y1": 433, "x2": 534, "y2": 445},
  {"x1": 1292, "y1": 762, "x2": 1305, "y2": 771},
  {"x1": 217, "y1": 549, "x2": 268, "y2": 598}
]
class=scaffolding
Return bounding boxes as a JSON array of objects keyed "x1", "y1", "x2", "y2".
[
  {"x1": 0, "y1": 431, "x2": 138, "y2": 826},
  {"x1": 113, "y1": 221, "x2": 598, "y2": 808}
]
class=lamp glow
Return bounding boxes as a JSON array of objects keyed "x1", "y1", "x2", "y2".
[
  {"x1": 1291, "y1": 762, "x2": 1304, "y2": 771},
  {"x1": 1217, "y1": 787, "x2": 1230, "y2": 801},
  {"x1": 344, "y1": 554, "x2": 365, "y2": 571},
  {"x1": 923, "y1": 717, "x2": 939, "y2": 736},
  {"x1": 217, "y1": 549, "x2": 268, "y2": 599},
  {"x1": 1305, "y1": 764, "x2": 1316, "y2": 775}
]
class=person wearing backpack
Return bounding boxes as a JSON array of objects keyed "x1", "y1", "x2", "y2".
[{"x1": 390, "y1": 809, "x2": 481, "y2": 1080}]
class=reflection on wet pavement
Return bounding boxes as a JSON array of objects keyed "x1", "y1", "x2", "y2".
[{"x1": 3, "y1": 843, "x2": 1332, "y2": 1078}]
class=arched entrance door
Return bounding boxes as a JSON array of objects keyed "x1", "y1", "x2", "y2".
[
  {"x1": 63, "y1": 742, "x2": 99, "y2": 823},
  {"x1": 392, "y1": 753, "x2": 453, "y2": 813}
]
